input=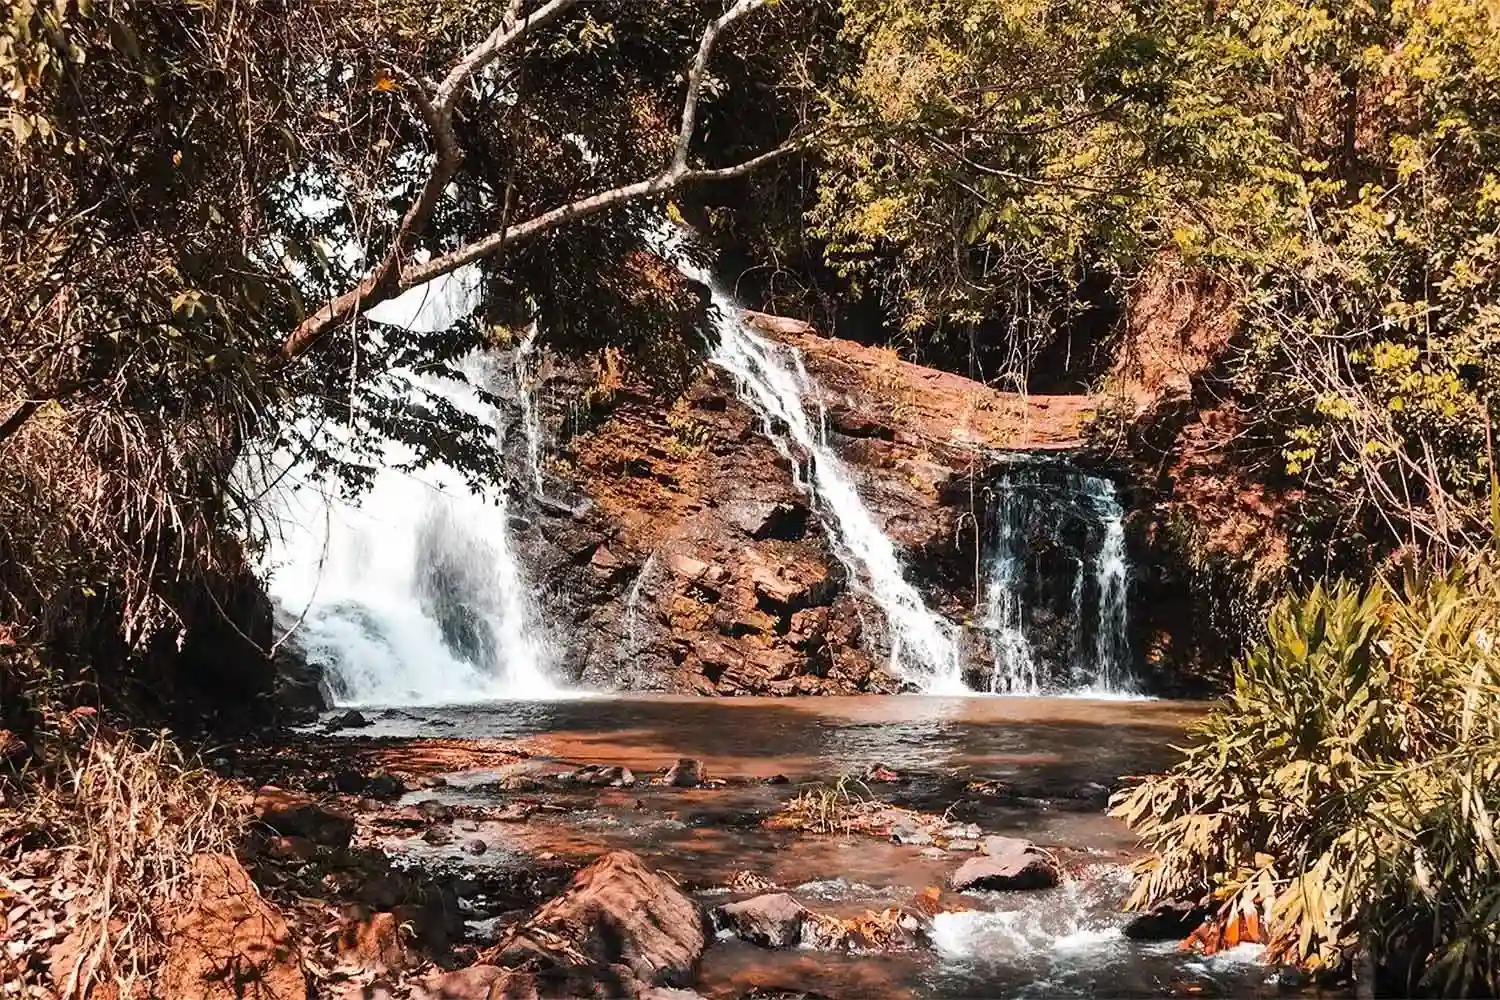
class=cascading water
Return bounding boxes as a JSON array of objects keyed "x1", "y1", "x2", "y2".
[
  {"x1": 253, "y1": 271, "x2": 561, "y2": 706},
  {"x1": 977, "y1": 458, "x2": 1135, "y2": 694},
  {"x1": 652, "y1": 227, "x2": 967, "y2": 693}
]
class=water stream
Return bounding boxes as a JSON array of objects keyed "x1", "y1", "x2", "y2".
[{"x1": 654, "y1": 227, "x2": 968, "y2": 693}]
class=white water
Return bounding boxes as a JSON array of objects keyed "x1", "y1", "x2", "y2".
[
  {"x1": 979, "y1": 475, "x2": 1042, "y2": 694},
  {"x1": 979, "y1": 460, "x2": 1135, "y2": 695},
  {"x1": 254, "y1": 271, "x2": 561, "y2": 706},
  {"x1": 652, "y1": 228, "x2": 966, "y2": 693},
  {"x1": 1089, "y1": 479, "x2": 1131, "y2": 692}
]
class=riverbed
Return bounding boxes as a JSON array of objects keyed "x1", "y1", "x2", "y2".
[{"x1": 306, "y1": 694, "x2": 1319, "y2": 998}]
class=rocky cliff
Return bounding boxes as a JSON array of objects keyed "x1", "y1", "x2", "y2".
[{"x1": 507, "y1": 315, "x2": 1094, "y2": 695}]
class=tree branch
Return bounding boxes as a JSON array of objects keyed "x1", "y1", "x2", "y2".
[{"x1": 280, "y1": 0, "x2": 785, "y2": 359}]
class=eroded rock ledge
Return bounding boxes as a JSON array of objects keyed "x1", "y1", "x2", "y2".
[{"x1": 512, "y1": 314, "x2": 1095, "y2": 695}]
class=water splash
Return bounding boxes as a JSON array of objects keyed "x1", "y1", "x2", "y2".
[
  {"x1": 253, "y1": 271, "x2": 562, "y2": 706},
  {"x1": 651, "y1": 227, "x2": 965, "y2": 693}
]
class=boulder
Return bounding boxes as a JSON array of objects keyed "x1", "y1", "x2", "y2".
[
  {"x1": 495, "y1": 850, "x2": 705, "y2": 994},
  {"x1": 711, "y1": 893, "x2": 809, "y2": 949},
  {"x1": 951, "y1": 840, "x2": 1060, "y2": 892},
  {"x1": 252, "y1": 786, "x2": 354, "y2": 847},
  {"x1": 663, "y1": 758, "x2": 706, "y2": 788},
  {"x1": 464, "y1": 838, "x2": 489, "y2": 856},
  {"x1": 158, "y1": 853, "x2": 306, "y2": 1000},
  {"x1": 326, "y1": 708, "x2": 371, "y2": 730},
  {"x1": 1122, "y1": 898, "x2": 1210, "y2": 941},
  {"x1": 416, "y1": 964, "x2": 539, "y2": 1000}
]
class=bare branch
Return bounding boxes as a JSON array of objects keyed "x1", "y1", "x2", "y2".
[
  {"x1": 433, "y1": 0, "x2": 580, "y2": 113},
  {"x1": 673, "y1": 0, "x2": 768, "y2": 172},
  {"x1": 281, "y1": 0, "x2": 794, "y2": 360}
]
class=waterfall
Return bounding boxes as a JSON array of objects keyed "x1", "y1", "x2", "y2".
[
  {"x1": 253, "y1": 271, "x2": 561, "y2": 706},
  {"x1": 1089, "y1": 481, "x2": 1131, "y2": 692},
  {"x1": 977, "y1": 459, "x2": 1134, "y2": 694},
  {"x1": 651, "y1": 226, "x2": 966, "y2": 693},
  {"x1": 979, "y1": 481, "x2": 1041, "y2": 694}
]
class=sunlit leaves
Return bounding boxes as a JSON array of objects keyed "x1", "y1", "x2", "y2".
[{"x1": 1112, "y1": 553, "x2": 1500, "y2": 993}]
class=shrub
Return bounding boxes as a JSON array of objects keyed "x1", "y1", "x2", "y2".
[{"x1": 1113, "y1": 544, "x2": 1500, "y2": 994}]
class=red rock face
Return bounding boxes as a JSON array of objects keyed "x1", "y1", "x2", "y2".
[{"x1": 516, "y1": 317, "x2": 1094, "y2": 695}]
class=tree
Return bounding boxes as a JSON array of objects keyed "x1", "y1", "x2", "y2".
[{"x1": 0, "y1": 0, "x2": 820, "y2": 721}]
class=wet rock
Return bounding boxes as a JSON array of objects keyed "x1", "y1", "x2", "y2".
[
  {"x1": 326, "y1": 708, "x2": 371, "y2": 730},
  {"x1": 945, "y1": 839, "x2": 979, "y2": 853},
  {"x1": 416, "y1": 964, "x2": 538, "y2": 1000},
  {"x1": 712, "y1": 893, "x2": 809, "y2": 949},
  {"x1": 920, "y1": 847, "x2": 948, "y2": 859},
  {"x1": 494, "y1": 802, "x2": 536, "y2": 822},
  {"x1": 497, "y1": 775, "x2": 542, "y2": 792},
  {"x1": 337, "y1": 907, "x2": 411, "y2": 973},
  {"x1": 765, "y1": 774, "x2": 790, "y2": 785},
  {"x1": 335, "y1": 769, "x2": 405, "y2": 799},
  {"x1": 159, "y1": 853, "x2": 306, "y2": 1000},
  {"x1": 663, "y1": 758, "x2": 706, "y2": 788},
  {"x1": 464, "y1": 838, "x2": 489, "y2": 856},
  {"x1": 610, "y1": 766, "x2": 637, "y2": 788},
  {"x1": 590, "y1": 544, "x2": 630, "y2": 580},
  {"x1": 359, "y1": 875, "x2": 407, "y2": 910},
  {"x1": 1123, "y1": 899, "x2": 1210, "y2": 941},
  {"x1": 951, "y1": 840, "x2": 1060, "y2": 892},
  {"x1": 416, "y1": 798, "x2": 454, "y2": 821},
  {"x1": 252, "y1": 786, "x2": 354, "y2": 847},
  {"x1": 865, "y1": 762, "x2": 902, "y2": 783},
  {"x1": 889, "y1": 824, "x2": 933, "y2": 847},
  {"x1": 942, "y1": 823, "x2": 983, "y2": 842},
  {"x1": 423, "y1": 826, "x2": 455, "y2": 846},
  {"x1": 495, "y1": 850, "x2": 705, "y2": 993},
  {"x1": 413, "y1": 774, "x2": 449, "y2": 790}
]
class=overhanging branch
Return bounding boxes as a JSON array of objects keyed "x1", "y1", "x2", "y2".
[{"x1": 280, "y1": 0, "x2": 785, "y2": 360}]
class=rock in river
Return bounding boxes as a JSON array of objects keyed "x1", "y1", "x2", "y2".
[
  {"x1": 711, "y1": 893, "x2": 810, "y2": 949},
  {"x1": 495, "y1": 850, "x2": 706, "y2": 996},
  {"x1": 951, "y1": 838, "x2": 1060, "y2": 891}
]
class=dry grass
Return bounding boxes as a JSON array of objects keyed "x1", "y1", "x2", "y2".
[{"x1": 1, "y1": 717, "x2": 245, "y2": 998}]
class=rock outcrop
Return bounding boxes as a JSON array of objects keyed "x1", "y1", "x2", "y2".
[{"x1": 509, "y1": 313, "x2": 1094, "y2": 694}]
